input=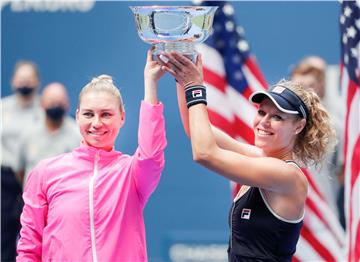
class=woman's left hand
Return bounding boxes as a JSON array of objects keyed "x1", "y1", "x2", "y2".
[
  {"x1": 144, "y1": 49, "x2": 166, "y2": 104},
  {"x1": 161, "y1": 52, "x2": 204, "y2": 88}
]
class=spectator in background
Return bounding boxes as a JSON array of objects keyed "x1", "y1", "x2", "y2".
[
  {"x1": 291, "y1": 56, "x2": 345, "y2": 227},
  {"x1": 1, "y1": 60, "x2": 43, "y2": 261},
  {"x1": 15, "y1": 82, "x2": 81, "y2": 186},
  {"x1": 291, "y1": 56, "x2": 327, "y2": 99}
]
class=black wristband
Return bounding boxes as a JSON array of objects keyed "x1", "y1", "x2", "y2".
[{"x1": 185, "y1": 85, "x2": 207, "y2": 108}]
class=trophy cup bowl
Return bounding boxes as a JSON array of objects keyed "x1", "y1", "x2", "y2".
[{"x1": 130, "y1": 6, "x2": 218, "y2": 58}]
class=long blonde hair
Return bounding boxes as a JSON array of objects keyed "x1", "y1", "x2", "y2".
[{"x1": 276, "y1": 79, "x2": 337, "y2": 166}]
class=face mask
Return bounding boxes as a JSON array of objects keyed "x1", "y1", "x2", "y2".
[
  {"x1": 16, "y1": 86, "x2": 35, "y2": 96},
  {"x1": 45, "y1": 106, "x2": 66, "y2": 121}
]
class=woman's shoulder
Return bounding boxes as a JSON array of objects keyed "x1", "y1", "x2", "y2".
[
  {"x1": 264, "y1": 159, "x2": 308, "y2": 197},
  {"x1": 34, "y1": 151, "x2": 74, "y2": 172},
  {"x1": 285, "y1": 161, "x2": 308, "y2": 196},
  {"x1": 25, "y1": 152, "x2": 73, "y2": 187},
  {"x1": 285, "y1": 161, "x2": 307, "y2": 180}
]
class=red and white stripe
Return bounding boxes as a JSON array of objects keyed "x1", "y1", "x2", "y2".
[
  {"x1": 341, "y1": 64, "x2": 360, "y2": 262},
  {"x1": 198, "y1": 43, "x2": 346, "y2": 261},
  {"x1": 197, "y1": 44, "x2": 258, "y2": 144},
  {"x1": 297, "y1": 169, "x2": 346, "y2": 261}
]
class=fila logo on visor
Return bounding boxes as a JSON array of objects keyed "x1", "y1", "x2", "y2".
[
  {"x1": 272, "y1": 86, "x2": 286, "y2": 94},
  {"x1": 241, "y1": 208, "x2": 251, "y2": 219},
  {"x1": 192, "y1": 90, "x2": 203, "y2": 98}
]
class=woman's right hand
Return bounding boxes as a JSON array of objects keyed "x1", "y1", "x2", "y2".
[
  {"x1": 144, "y1": 49, "x2": 166, "y2": 86},
  {"x1": 161, "y1": 51, "x2": 204, "y2": 88}
]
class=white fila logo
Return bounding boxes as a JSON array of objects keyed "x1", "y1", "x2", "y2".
[
  {"x1": 241, "y1": 208, "x2": 251, "y2": 219},
  {"x1": 192, "y1": 90, "x2": 203, "y2": 98},
  {"x1": 272, "y1": 86, "x2": 285, "y2": 94}
]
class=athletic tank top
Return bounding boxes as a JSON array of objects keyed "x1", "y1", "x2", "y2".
[{"x1": 228, "y1": 162, "x2": 304, "y2": 262}]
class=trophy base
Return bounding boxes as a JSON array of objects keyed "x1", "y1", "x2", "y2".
[{"x1": 152, "y1": 42, "x2": 197, "y2": 61}]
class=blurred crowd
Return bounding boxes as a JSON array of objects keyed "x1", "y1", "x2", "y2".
[{"x1": 1, "y1": 61, "x2": 81, "y2": 261}]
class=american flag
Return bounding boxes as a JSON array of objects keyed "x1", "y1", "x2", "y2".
[
  {"x1": 340, "y1": 1, "x2": 360, "y2": 261},
  {"x1": 196, "y1": 1, "x2": 345, "y2": 261}
]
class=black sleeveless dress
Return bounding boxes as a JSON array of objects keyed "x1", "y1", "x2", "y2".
[{"x1": 228, "y1": 182, "x2": 303, "y2": 261}]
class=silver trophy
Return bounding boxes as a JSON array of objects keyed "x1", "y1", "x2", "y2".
[{"x1": 130, "y1": 6, "x2": 218, "y2": 58}]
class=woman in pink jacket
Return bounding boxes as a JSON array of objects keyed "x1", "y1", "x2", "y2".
[{"x1": 16, "y1": 50, "x2": 167, "y2": 262}]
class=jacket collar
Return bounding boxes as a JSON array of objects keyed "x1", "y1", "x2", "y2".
[{"x1": 72, "y1": 141, "x2": 122, "y2": 161}]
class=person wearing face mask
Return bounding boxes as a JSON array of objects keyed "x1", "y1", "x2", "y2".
[
  {"x1": 1, "y1": 60, "x2": 43, "y2": 261},
  {"x1": 16, "y1": 50, "x2": 167, "y2": 262},
  {"x1": 14, "y1": 82, "x2": 81, "y2": 186}
]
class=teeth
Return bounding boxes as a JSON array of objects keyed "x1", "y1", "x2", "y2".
[
  {"x1": 258, "y1": 129, "x2": 272, "y2": 136},
  {"x1": 89, "y1": 131, "x2": 105, "y2": 135}
]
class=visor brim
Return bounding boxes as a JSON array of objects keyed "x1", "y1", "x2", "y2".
[{"x1": 249, "y1": 91, "x2": 299, "y2": 115}]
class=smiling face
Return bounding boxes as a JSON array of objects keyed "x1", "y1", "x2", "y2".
[
  {"x1": 253, "y1": 98, "x2": 304, "y2": 157},
  {"x1": 76, "y1": 91, "x2": 124, "y2": 151}
]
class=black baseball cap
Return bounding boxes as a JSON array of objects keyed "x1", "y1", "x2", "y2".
[{"x1": 249, "y1": 85, "x2": 309, "y2": 120}]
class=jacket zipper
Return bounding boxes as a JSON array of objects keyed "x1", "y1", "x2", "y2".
[{"x1": 89, "y1": 152, "x2": 99, "y2": 262}]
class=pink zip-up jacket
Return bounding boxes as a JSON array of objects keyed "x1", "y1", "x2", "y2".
[{"x1": 17, "y1": 101, "x2": 167, "y2": 262}]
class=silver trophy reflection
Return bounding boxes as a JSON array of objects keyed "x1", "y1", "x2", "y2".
[{"x1": 130, "y1": 6, "x2": 218, "y2": 59}]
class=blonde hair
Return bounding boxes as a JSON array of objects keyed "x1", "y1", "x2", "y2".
[
  {"x1": 275, "y1": 79, "x2": 337, "y2": 166},
  {"x1": 291, "y1": 56, "x2": 326, "y2": 83},
  {"x1": 78, "y1": 74, "x2": 124, "y2": 112}
]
